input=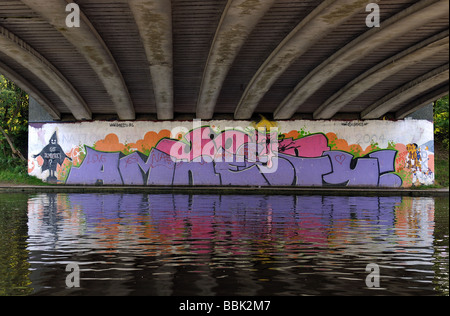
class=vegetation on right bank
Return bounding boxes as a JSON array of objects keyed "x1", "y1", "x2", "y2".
[{"x1": 434, "y1": 95, "x2": 449, "y2": 188}]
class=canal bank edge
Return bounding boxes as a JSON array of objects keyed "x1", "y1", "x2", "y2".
[{"x1": 1, "y1": 184, "x2": 448, "y2": 197}]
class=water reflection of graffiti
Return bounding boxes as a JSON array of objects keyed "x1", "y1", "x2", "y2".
[
  {"x1": 49, "y1": 194, "x2": 403, "y2": 236},
  {"x1": 65, "y1": 131, "x2": 402, "y2": 187},
  {"x1": 26, "y1": 193, "x2": 439, "y2": 295}
]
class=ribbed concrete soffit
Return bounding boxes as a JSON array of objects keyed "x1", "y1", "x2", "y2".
[
  {"x1": 0, "y1": 60, "x2": 61, "y2": 120},
  {"x1": 196, "y1": 0, "x2": 276, "y2": 120},
  {"x1": 274, "y1": 0, "x2": 450, "y2": 120},
  {"x1": 234, "y1": 0, "x2": 369, "y2": 120},
  {"x1": 361, "y1": 63, "x2": 449, "y2": 119},
  {"x1": 0, "y1": 25, "x2": 91, "y2": 120},
  {"x1": 0, "y1": 0, "x2": 447, "y2": 121},
  {"x1": 395, "y1": 84, "x2": 449, "y2": 119},
  {"x1": 21, "y1": 0, "x2": 135, "y2": 120},
  {"x1": 314, "y1": 29, "x2": 449, "y2": 119}
]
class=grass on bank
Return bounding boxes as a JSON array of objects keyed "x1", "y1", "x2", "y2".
[
  {"x1": 434, "y1": 140, "x2": 449, "y2": 188},
  {"x1": 0, "y1": 157, "x2": 48, "y2": 186}
]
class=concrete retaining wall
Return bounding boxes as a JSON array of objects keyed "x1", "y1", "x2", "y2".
[{"x1": 28, "y1": 118, "x2": 434, "y2": 187}]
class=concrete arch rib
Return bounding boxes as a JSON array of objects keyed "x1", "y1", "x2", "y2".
[
  {"x1": 196, "y1": 0, "x2": 275, "y2": 120},
  {"x1": 0, "y1": 60, "x2": 61, "y2": 120},
  {"x1": 233, "y1": 0, "x2": 369, "y2": 120},
  {"x1": 273, "y1": 0, "x2": 450, "y2": 120},
  {"x1": 361, "y1": 64, "x2": 449, "y2": 119},
  {"x1": 395, "y1": 85, "x2": 449, "y2": 119},
  {"x1": 129, "y1": 0, "x2": 174, "y2": 120},
  {"x1": 313, "y1": 30, "x2": 449, "y2": 119},
  {"x1": 0, "y1": 26, "x2": 91, "y2": 120},
  {"x1": 21, "y1": 0, "x2": 135, "y2": 120}
]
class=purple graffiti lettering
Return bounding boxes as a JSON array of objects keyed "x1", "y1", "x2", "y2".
[
  {"x1": 284, "y1": 155, "x2": 333, "y2": 186},
  {"x1": 378, "y1": 173, "x2": 402, "y2": 187},
  {"x1": 62, "y1": 134, "x2": 402, "y2": 188},
  {"x1": 119, "y1": 152, "x2": 150, "y2": 185},
  {"x1": 173, "y1": 158, "x2": 221, "y2": 185},
  {"x1": 259, "y1": 156, "x2": 295, "y2": 186},
  {"x1": 147, "y1": 149, "x2": 176, "y2": 185},
  {"x1": 368, "y1": 150, "x2": 396, "y2": 174},
  {"x1": 66, "y1": 147, "x2": 122, "y2": 185},
  {"x1": 323, "y1": 151, "x2": 380, "y2": 186},
  {"x1": 215, "y1": 158, "x2": 268, "y2": 186}
]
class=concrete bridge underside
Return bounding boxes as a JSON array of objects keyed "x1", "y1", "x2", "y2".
[{"x1": 0, "y1": 0, "x2": 448, "y2": 122}]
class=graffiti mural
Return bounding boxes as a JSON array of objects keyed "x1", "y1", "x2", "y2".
[{"x1": 28, "y1": 119, "x2": 435, "y2": 187}]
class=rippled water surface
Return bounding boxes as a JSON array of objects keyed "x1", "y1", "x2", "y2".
[{"x1": 0, "y1": 193, "x2": 448, "y2": 296}]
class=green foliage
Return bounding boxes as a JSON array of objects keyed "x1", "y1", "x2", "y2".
[
  {"x1": 0, "y1": 193, "x2": 33, "y2": 295},
  {"x1": 434, "y1": 139, "x2": 449, "y2": 188},
  {"x1": 0, "y1": 155, "x2": 25, "y2": 173},
  {"x1": 0, "y1": 74, "x2": 45, "y2": 185},
  {"x1": 435, "y1": 157, "x2": 449, "y2": 188},
  {"x1": 0, "y1": 155, "x2": 44, "y2": 185},
  {"x1": 0, "y1": 74, "x2": 29, "y2": 157},
  {"x1": 434, "y1": 95, "x2": 449, "y2": 150},
  {"x1": 433, "y1": 95, "x2": 449, "y2": 188}
]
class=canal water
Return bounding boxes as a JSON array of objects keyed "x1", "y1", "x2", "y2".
[{"x1": 0, "y1": 193, "x2": 448, "y2": 296}]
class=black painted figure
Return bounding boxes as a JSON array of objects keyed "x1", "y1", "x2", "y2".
[{"x1": 33, "y1": 132, "x2": 72, "y2": 183}]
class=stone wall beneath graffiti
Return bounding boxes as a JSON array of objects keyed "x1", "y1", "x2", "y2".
[{"x1": 28, "y1": 118, "x2": 434, "y2": 187}]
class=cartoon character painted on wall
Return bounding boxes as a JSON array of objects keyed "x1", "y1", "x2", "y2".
[
  {"x1": 406, "y1": 143, "x2": 421, "y2": 170},
  {"x1": 32, "y1": 132, "x2": 72, "y2": 183},
  {"x1": 405, "y1": 143, "x2": 434, "y2": 185}
]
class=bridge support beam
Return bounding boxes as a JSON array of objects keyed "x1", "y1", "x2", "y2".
[
  {"x1": 0, "y1": 60, "x2": 61, "y2": 120},
  {"x1": 396, "y1": 85, "x2": 449, "y2": 119},
  {"x1": 361, "y1": 64, "x2": 449, "y2": 119},
  {"x1": 129, "y1": 0, "x2": 174, "y2": 120},
  {"x1": 0, "y1": 26, "x2": 91, "y2": 120},
  {"x1": 196, "y1": 0, "x2": 275, "y2": 120},
  {"x1": 21, "y1": 0, "x2": 135, "y2": 120},
  {"x1": 273, "y1": 0, "x2": 450, "y2": 120},
  {"x1": 313, "y1": 30, "x2": 449, "y2": 119},
  {"x1": 234, "y1": 0, "x2": 368, "y2": 120}
]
